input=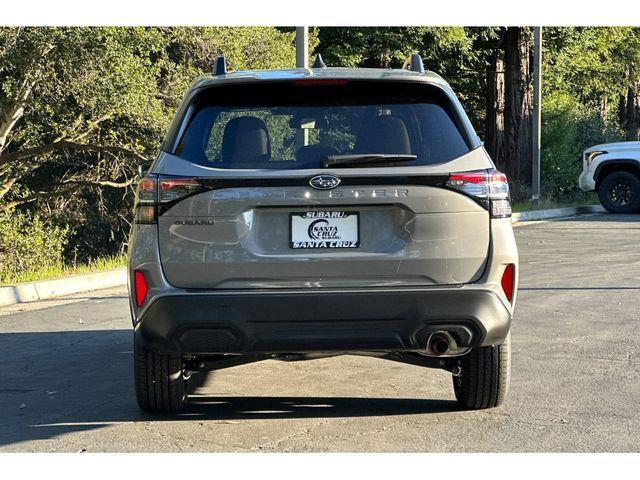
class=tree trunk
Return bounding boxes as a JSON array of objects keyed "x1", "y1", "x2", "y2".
[
  {"x1": 598, "y1": 97, "x2": 608, "y2": 124},
  {"x1": 0, "y1": 103, "x2": 25, "y2": 155},
  {"x1": 485, "y1": 50, "x2": 505, "y2": 169},
  {"x1": 503, "y1": 27, "x2": 533, "y2": 192},
  {"x1": 624, "y1": 83, "x2": 640, "y2": 141}
]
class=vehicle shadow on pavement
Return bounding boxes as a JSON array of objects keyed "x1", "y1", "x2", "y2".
[
  {"x1": 186, "y1": 394, "x2": 458, "y2": 420},
  {"x1": 0, "y1": 329, "x2": 459, "y2": 449}
]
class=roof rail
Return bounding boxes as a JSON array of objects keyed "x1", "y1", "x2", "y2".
[
  {"x1": 213, "y1": 55, "x2": 227, "y2": 76},
  {"x1": 402, "y1": 53, "x2": 425, "y2": 74},
  {"x1": 312, "y1": 54, "x2": 326, "y2": 68}
]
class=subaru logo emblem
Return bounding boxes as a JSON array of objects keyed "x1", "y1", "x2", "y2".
[{"x1": 309, "y1": 174, "x2": 341, "y2": 190}]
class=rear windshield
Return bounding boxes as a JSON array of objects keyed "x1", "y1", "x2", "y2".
[{"x1": 175, "y1": 80, "x2": 471, "y2": 169}]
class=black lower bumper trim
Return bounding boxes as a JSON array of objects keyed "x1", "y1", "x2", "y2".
[{"x1": 134, "y1": 288, "x2": 511, "y2": 354}]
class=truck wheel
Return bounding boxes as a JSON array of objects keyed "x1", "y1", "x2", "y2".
[
  {"x1": 597, "y1": 171, "x2": 640, "y2": 214},
  {"x1": 134, "y1": 340, "x2": 186, "y2": 413},
  {"x1": 453, "y1": 333, "x2": 510, "y2": 409}
]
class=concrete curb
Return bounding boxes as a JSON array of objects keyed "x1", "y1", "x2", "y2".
[
  {"x1": 0, "y1": 205, "x2": 606, "y2": 307},
  {"x1": 512, "y1": 204, "x2": 605, "y2": 223},
  {"x1": 0, "y1": 268, "x2": 127, "y2": 307}
]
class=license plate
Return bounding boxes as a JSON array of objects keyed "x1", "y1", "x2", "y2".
[{"x1": 290, "y1": 211, "x2": 359, "y2": 249}]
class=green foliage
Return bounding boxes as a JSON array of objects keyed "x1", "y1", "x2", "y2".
[
  {"x1": 0, "y1": 254, "x2": 126, "y2": 286},
  {"x1": 0, "y1": 26, "x2": 301, "y2": 264},
  {"x1": 0, "y1": 211, "x2": 69, "y2": 284},
  {"x1": 543, "y1": 27, "x2": 640, "y2": 115},
  {"x1": 0, "y1": 27, "x2": 169, "y2": 156},
  {"x1": 541, "y1": 91, "x2": 623, "y2": 199},
  {"x1": 539, "y1": 27, "x2": 640, "y2": 200},
  {"x1": 317, "y1": 27, "x2": 471, "y2": 69}
]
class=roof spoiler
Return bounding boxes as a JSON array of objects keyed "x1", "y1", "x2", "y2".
[{"x1": 402, "y1": 53, "x2": 425, "y2": 74}]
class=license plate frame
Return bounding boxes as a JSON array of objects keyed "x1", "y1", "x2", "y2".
[{"x1": 289, "y1": 211, "x2": 360, "y2": 249}]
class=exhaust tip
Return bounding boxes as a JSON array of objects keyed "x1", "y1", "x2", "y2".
[{"x1": 430, "y1": 335, "x2": 450, "y2": 355}]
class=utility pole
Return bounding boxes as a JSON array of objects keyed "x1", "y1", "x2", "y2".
[
  {"x1": 531, "y1": 26, "x2": 542, "y2": 204},
  {"x1": 295, "y1": 26, "x2": 309, "y2": 68},
  {"x1": 295, "y1": 27, "x2": 309, "y2": 149}
]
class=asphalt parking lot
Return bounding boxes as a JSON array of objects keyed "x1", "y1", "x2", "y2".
[{"x1": 1, "y1": 213, "x2": 639, "y2": 452}]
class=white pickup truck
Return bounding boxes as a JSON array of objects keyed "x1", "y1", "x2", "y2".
[{"x1": 579, "y1": 141, "x2": 640, "y2": 213}]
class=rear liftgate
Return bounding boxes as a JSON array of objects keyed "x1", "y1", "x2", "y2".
[{"x1": 133, "y1": 166, "x2": 511, "y2": 369}]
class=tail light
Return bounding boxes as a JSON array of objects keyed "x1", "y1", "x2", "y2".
[
  {"x1": 501, "y1": 264, "x2": 515, "y2": 302},
  {"x1": 134, "y1": 175, "x2": 206, "y2": 224},
  {"x1": 134, "y1": 270, "x2": 148, "y2": 307},
  {"x1": 445, "y1": 170, "x2": 512, "y2": 218},
  {"x1": 134, "y1": 177, "x2": 157, "y2": 224}
]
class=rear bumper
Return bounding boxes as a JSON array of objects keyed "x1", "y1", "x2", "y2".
[{"x1": 134, "y1": 287, "x2": 512, "y2": 355}]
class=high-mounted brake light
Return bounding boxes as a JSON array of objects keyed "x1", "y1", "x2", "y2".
[
  {"x1": 134, "y1": 176, "x2": 206, "y2": 224},
  {"x1": 134, "y1": 270, "x2": 148, "y2": 307},
  {"x1": 445, "y1": 169, "x2": 512, "y2": 218},
  {"x1": 501, "y1": 264, "x2": 515, "y2": 302}
]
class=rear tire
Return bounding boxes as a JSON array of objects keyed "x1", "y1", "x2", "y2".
[
  {"x1": 134, "y1": 340, "x2": 186, "y2": 413},
  {"x1": 453, "y1": 333, "x2": 510, "y2": 409},
  {"x1": 597, "y1": 171, "x2": 640, "y2": 214}
]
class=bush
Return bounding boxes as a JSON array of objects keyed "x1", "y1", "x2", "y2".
[
  {"x1": 541, "y1": 91, "x2": 623, "y2": 201},
  {"x1": 0, "y1": 211, "x2": 69, "y2": 285}
]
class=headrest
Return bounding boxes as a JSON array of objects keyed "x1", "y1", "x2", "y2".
[
  {"x1": 221, "y1": 116, "x2": 271, "y2": 164},
  {"x1": 354, "y1": 115, "x2": 411, "y2": 155}
]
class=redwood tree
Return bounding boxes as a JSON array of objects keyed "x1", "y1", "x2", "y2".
[
  {"x1": 503, "y1": 27, "x2": 533, "y2": 191},
  {"x1": 622, "y1": 82, "x2": 640, "y2": 140},
  {"x1": 485, "y1": 48, "x2": 505, "y2": 168}
]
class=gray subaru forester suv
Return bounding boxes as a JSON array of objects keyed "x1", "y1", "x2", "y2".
[{"x1": 128, "y1": 55, "x2": 518, "y2": 413}]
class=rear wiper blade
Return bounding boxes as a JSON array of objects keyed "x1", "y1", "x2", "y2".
[{"x1": 321, "y1": 154, "x2": 417, "y2": 168}]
